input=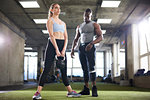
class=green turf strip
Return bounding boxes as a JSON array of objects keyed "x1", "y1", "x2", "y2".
[{"x1": 0, "y1": 82, "x2": 150, "y2": 100}]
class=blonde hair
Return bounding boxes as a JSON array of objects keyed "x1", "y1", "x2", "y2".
[{"x1": 48, "y1": 3, "x2": 58, "y2": 18}]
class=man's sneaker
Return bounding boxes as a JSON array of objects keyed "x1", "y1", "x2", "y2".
[
  {"x1": 67, "y1": 91, "x2": 81, "y2": 97},
  {"x1": 79, "y1": 85, "x2": 90, "y2": 95},
  {"x1": 92, "y1": 86, "x2": 98, "y2": 97},
  {"x1": 32, "y1": 91, "x2": 42, "y2": 100}
]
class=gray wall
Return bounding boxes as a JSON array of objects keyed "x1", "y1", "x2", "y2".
[
  {"x1": 126, "y1": 26, "x2": 134, "y2": 80},
  {"x1": 126, "y1": 24, "x2": 140, "y2": 80},
  {"x1": 0, "y1": 11, "x2": 25, "y2": 86}
]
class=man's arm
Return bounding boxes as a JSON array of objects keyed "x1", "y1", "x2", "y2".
[
  {"x1": 91, "y1": 23, "x2": 103, "y2": 45},
  {"x1": 71, "y1": 26, "x2": 80, "y2": 58}
]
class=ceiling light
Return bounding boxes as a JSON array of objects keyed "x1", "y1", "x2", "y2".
[
  {"x1": 33, "y1": 19, "x2": 47, "y2": 24},
  {"x1": 97, "y1": 19, "x2": 112, "y2": 24},
  {"x1": 102, "y1": 30, "x2": 106, "y2": 34},
  {"x1": 24, "y1": 47, "x2": 32, "y2": 50},
  {"x1": 42, "y1": 30, "x2": 49, "y2": 34},
  {"x1": 19, "y1": 1, "x2": 40, "y2": 8},
  {"x1": 24, "y1": 52, "x2": 37, "y2": 56},
  {"x1": 101, "y1": 1, "x2": 121, "y2": 7}
]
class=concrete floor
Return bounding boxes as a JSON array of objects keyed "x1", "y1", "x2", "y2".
[{"x1": 0, "y1": 82, "x2": 37, "y2": 93}]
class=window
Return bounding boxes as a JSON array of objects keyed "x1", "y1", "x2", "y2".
[
  {"x1": 118, "y1": 51, "x2": 125, "y2": 70},
  {"x1": 140, "y1": 56, "x2": 148, "y2": 72},
  {"x1": 67, "y1": 69, "x2": 71, "y2": 76},
  {"x1": 96, "y1": 52, "x2": 104, "y2": 76},
  {"x1": 72, "y1": 53, "x2": 81, "y2": 68},
  {"x1": 139, "y1": 31, "x2": 148, "y2": 55},
  {"x1": 24, "y1": 52, "x2": 37, "y2": 80},
  {"x1": 106, "y1": 51, "x2": 112, "y2": 75},
  {"x1": 145, "y1": 28, "x2": 150, "y2": 51},
  {"x1": 138, "y1": 21, "x2": 148, "y2": 55},
  {"x1": 73, "y1": 68, "x2": 83, "y2": 76},
  {"x1": 66, "y1": 52, "x2": 72, "y2": 68},
  {"x1": 66, "y1": 52, "x2": 82, "y2": 76},
  {"x1": 138, "y1": 16, "x2": 150, "y2": 72}
]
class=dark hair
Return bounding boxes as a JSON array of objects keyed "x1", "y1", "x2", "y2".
[{"x1": 85, "y1": 8, "x2": 92, "y2": 13}]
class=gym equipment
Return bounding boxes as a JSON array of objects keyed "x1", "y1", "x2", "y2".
[{"x1": 55, "y1": 55, "x2": 65, "y2": 69}]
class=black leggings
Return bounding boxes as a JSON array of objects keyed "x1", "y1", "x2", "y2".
[
  {"x1": 38, "y1": 39, "x2": 69, "y2": 86},
  {"x1": 79, "y1": 43, "x2": 96, "y2": 83}
]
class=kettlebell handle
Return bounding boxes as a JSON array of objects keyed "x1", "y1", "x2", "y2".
[{"x1": 55, "y1": 55, "x2": 65, "y2": 60}]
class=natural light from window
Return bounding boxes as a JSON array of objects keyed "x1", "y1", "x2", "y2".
[
  {"x1": 140, "y1": 56, "x2": 148, "y2": 72},
  {"x1": 138, "y1": 17, "x2": 150, "y2": 72},
  {"x1": 138, "y1": 20, "x2": 149, "y2": 55}
]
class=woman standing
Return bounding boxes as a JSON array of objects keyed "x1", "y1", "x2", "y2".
[{"x1": 33, "y1": 3, "x2": 81, "y2": 99}]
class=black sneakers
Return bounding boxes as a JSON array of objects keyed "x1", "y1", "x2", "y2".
[
  {"x1": 92, "y1": 86, "x2": 98, "y2": 97},
  {"x1": 79, "y1": 85, "x2": 90, "y2": 95},
  {"x1": 79, "y1": 85, "x2": 98, "y2": 97}
]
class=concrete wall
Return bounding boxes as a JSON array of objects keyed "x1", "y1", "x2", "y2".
[
  {"x1": 112, "y1": 43, "x2": 119, "y2": 77},
  {"x1": 131, "y1": 24, "x2": 140, "y2": 76},
  {"x1": 126, "y1": 24, "x2": 140, "y2": 80},
  {"x1": 0, "y1": 11, "x2": 25, "y2": 86}
]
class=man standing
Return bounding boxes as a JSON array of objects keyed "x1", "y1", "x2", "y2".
[{"x1": 71, "y1": 8, "x2": 103, "y2": 97}]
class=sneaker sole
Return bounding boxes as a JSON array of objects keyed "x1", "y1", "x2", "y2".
[
  {"x1": 33, "y1": 97, "x2": 42, "y2": 100},
  {"x1": 67, "y1": 94, "x2": 81, "y2": 98},
  {"x1": 92, "y1": 95, "x2": 98, "y2": 97}
]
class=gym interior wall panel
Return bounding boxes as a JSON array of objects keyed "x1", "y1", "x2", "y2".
[
  {"x1": 0, "y1": 11, "x2": 25, "y2": 86},
  {"x1": 126, "y1": 24, "x2": 140, "y2": 80},
  {"x1": 126, "y1": 26, "x2": 134, "y2": 80}
]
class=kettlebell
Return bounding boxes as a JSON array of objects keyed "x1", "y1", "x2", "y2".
[{"x1": 55, "y1": 55, "x2": 65, "y2": 69}]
